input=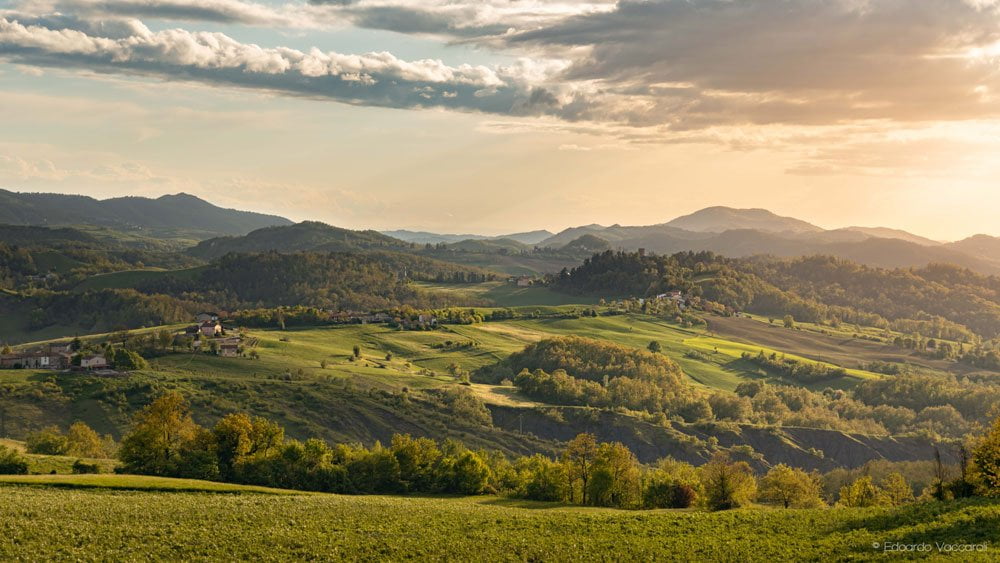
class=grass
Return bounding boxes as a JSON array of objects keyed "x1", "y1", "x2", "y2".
[
  {"x1": 0, "y1": 480, "x2": 997, "y2": 560},
  {"x1": 0, "y1": 474, "x2": 300, "y2": 494}
]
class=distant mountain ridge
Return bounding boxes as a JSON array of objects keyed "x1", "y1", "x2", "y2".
[
  {"x1": 533, "y1": 207, "x2": 1000, "y2": 275},
  {"x1": 665, "y1": 206, "x2": 823, "y2": 234},
  {"x1": 0, "y1": 189, "x2": 291, "y2": 239}
]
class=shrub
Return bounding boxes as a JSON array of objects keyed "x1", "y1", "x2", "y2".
[{"x1": 0, "y1": 445, "x2": 29, "y2": 475}]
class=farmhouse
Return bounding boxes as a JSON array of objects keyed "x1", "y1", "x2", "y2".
[
  {"x1": 0, "y1": 346, "x2": 72, "y2": 370},
  {"x1": 516, "y1": 276, "x2": 533, "y2": 287},
  {"x1": 79, "y1": 354, "x2": 108, "y2": 370},
  {"x1": 219, "y1": 343, "x2": 240, "y2": 357},
  {"x1": 200, "y1": 321, "x2": 223, "y2": 337}
]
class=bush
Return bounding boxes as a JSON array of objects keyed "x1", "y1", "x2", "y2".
[
  {"x1": 72, "y1": 459, "x2": 101, "y2": 474},
  {"x1": 0, "y1": 445, "x2": 29, "y2": 475},
  {"x1": 25, "y1": 426, "x2": 69, "y2": 455}
]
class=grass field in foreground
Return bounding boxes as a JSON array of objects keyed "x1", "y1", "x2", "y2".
[
  {"x1": 0, "y1": 479, "x2": 997, "y2": 561},
  {"x1": 0, "y1": 474, "x2": 300, "y2": 494}
]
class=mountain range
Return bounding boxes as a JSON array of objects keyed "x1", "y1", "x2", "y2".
[
  {"x1": 0, "y1": 189, "x2": 291, "y2": 239},
  {"x1": 3, "y1": 189, "x2": 1000, "y2": 274}
]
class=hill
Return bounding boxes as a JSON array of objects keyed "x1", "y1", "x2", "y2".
[
  {"x1": 384, "y1": 229, "x2": 554, "y2": 245},
  {"x1": 841, "y1": 226, "x2": 942, "y2": 247},
  {"x1": 0, "y1": 190, "x2": 291, "y2": 240},
  {"x1": 665, "y1": 206, "x2": 823, "y2": 234},
  {"x1": 188, "y1": 221, "x2": 410, "y2": 259},
  {"x1": 948, "y1": 234, "x2": 1000, "y2": 258}
]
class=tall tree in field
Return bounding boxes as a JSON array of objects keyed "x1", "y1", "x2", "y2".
[
  {"x1": 562, "y1": 433, "x2": 598, "y2": 504},
  {"x1": 588, "y1": 442, "x2": 641, "y2": 508},
  {"x1": 66, "y1": 421, "x2": 106, "y2": 458},
  {"x1": 700, "y1": 452, "x2": 757, "y2": 510},
  {"x1": 881, "y1": 472, "x2": 914, "y2": 506},
  {"x1": 119, "y1": 392, "x2": 204, "y2": 476},
  {"x1": 758, "y1": 464, "x2": 824, "y2": 508},
  {"x1": 838, "y1": 476, "x2": 886, "y2": 507},
  {"x1": 972, "y1": 417, "x2": 1000, "y2": 495}
]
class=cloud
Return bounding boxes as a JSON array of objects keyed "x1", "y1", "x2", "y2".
[
  {"x1": 20, "y1": 0, "x2": 334, "y2": 28},
  {"x1": 510, "y1": 0, "x2": 1000, "y2": 127},
  {"x1": 23, "y1": 0, "x2": 618, "y2": 37},
  {"x1": 6, "y1": 1, "x2": 1000, "y2": 137},
  {"x1": 0, "y1": 15, "x2": 588, "y2": 117}
]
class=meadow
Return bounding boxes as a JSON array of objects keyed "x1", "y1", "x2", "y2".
[{"x1": 0, "y1": 478, "x2": 997, "y2": 561}]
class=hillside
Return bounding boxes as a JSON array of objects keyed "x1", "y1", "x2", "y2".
[
  {"x1": 188, "y1": 221, "x2": 411, "y2": 259},
  {"x1": 0, "y1": 190, "x2": 291, "y2": 239}
]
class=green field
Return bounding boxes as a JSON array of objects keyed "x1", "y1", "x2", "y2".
[
  {"x1": 72, "y1": 266, "x2": 207, "y2": 292},
  {"x1": 0, "y1": 478, "x2": 996, "y2": 561},
  {"x1": 416, "y1": 281, "x2": 603, "y2": 307}
]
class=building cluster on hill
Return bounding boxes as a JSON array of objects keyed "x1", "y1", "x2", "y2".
[{"x1": 0, "y1": 341, "x2": 109, "y2": 372}]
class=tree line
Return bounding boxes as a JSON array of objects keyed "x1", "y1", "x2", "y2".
[{"x1": 5, "y1": 392, "x2": 1000, "y2": 511}]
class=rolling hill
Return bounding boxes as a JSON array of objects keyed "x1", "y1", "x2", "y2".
[
  {"x1": 188, "y1": 221, "x2": 411, "y2": 259},
  {"x1": 384, "y1": 229, "x2": 554, "y2": 245},
  {"x1": 0, "y1": 190, "x2": 291, "y2": 239}
]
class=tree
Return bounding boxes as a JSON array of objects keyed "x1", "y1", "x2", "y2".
[
  {"x1": 118, "y1": 392, "x2": 205, "y2": 476},
  {"x1": 881, "y1": 472, "x2": 914, "y2": 506},
  {"x1": 838, "y1": 476, "x2": 886, "y2": 507},
  {"x1": 66, "y1": 421, "x2": 106, "y2": 458},
  {"x1": 25, "y1": 426, "x2": 69, "y2": 455},
  {"x1": 157, "y1": 329, "x2": 174, "y2": 351},
  {"x1": 562, "y1": 433, "x2": 598, "y2": 504},
  {"x1": 515, "y1": 454, "x2": 567, "y2": 501},
  {"x1": 643, "y1": 458, "x2": 701, "y2": 509},
  {"x1": 449, "y1": 451, "x2": 492, "y2": 495},
  {"x1": 759, "y1": 464, "x2": 824, "y2": 508},
  {"x1": 212, "y1": 413, "x2": 255, "y2": 480},
  {"x1": 783, "y1": 315, "x2": 795, "y2": 329},
  {"x1": 112, "y1": 348, "x2": 148, "y2": 370},
  {"x1": 391, "y1": 434, "x2": 441, "y2": 493},
  {"x1": 0, "y1": 344, "x2": 10, "y2": 355},
  {"x1": 587, "y1": 442, "x2": 641, "y2": 508},
  {"x1": 647, "y1": 340, "x2": 662, "y2": 354},
  {"x1": 0, "y1": 445, "x2": 28, "y2": 474},
  {"x1": 972, "y1": 417, "x2": 1000, "y2": 495},
  {"x1": 700, "y1": 452, "x2": 757, "y2": 510},
  {"x1": 353, "y1": 344, "x2": 361, "y2": 358}
]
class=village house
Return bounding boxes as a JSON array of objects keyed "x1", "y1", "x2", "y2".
[
  {"x1": 200, "y1": 320, "x2": 223, "y2": 337},
  {"x1": 79, "y1": 354, "x2": 108, "y2": 370},
  {"x1": 219, "y1": 343, "x2": 240, "y2": 357},
  {"x1": 516, "y1": 276, "x2": 533, "y2": 287},
  {"x1": 196, "y1": 312, "x2": 220, "y2": 324},
  {"x1": 0, "y1": 346, "x2": 72, "y2": 370}
]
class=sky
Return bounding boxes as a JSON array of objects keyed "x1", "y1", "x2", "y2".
[{"x1": 2, "y1": 1, "x2": 1000, "y2": 240}]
